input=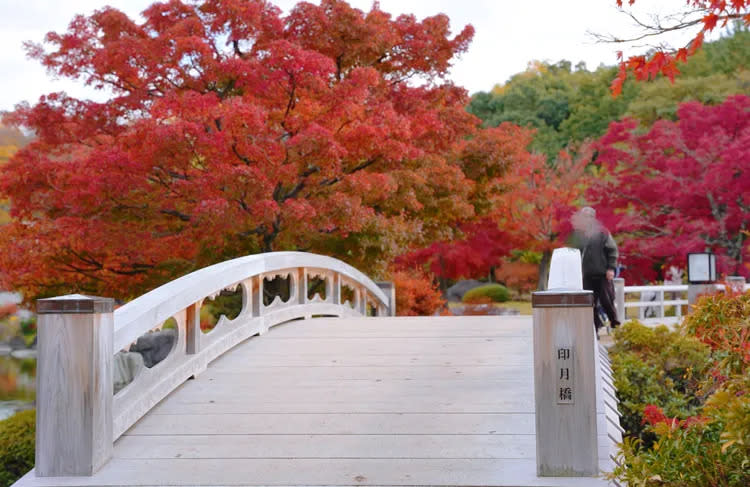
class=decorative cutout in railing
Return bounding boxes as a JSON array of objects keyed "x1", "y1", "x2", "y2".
[{"x1": 104, "y1": 252, "x2": 392, "y2": 441}]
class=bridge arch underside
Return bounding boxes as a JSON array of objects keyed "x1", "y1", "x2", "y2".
[{"x1": 17, "y1": 315, "x2": 617, "y2": 487}]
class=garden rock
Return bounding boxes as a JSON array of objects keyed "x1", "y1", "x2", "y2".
[
  {"x1": 114, "y1": 351, "x2": 145, "y2": 394},
  {"x1": 130, "y1": 328, "x2": 176, "y2": 368},
  {"x1": 446, "y1": 280, "x2": 485, "y2": 302},
  {"x1": 7, "y1": 336, "x2": 26, "y2": 351}
]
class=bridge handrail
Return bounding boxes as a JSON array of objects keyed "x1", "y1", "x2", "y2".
[
  {"x1": 34, "y1": 252, "x2": 394, "y2": 477},
  {"x1": 113, "y1": 251, "x2": 389, "y2": 351}
]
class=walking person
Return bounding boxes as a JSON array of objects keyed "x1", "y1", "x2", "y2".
[{"x1": 570, "y1": 207, "x2": 621, "y2": 333}]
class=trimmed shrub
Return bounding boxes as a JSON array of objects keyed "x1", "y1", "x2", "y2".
[
  {"x1": 0, "y1": 409, "x2": 35, "y2": 487},
  {"x1": 462, "y1": 283, "x2": 510, "y2": 303}
]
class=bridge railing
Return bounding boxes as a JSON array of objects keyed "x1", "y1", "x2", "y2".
[
  {"x1": 613, "y1": 277, "x2": 748, "y2": 327},
  {"x1": 34, "y1": 252, "x2": 393, "y2": 477}
]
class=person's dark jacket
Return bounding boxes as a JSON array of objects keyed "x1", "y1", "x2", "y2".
[{"x1": 571, "y1": 231, "x2": 618, "y2": 277}]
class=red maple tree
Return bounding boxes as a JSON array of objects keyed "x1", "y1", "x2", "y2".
[
  {"x1": 397, "y1": 124, "x2": 589, "y2": 291},
  {"x1": 587, "y1": 95, "x2": 750, "y2": 282},
  {"x1": 610, "y1": 0, "x2": 750, "y2": 95},
  {"x1": 0, "y1": 0, "x2": 522, "y2": 299},
  {"x1": 489, "y1": 127, "x2": 590, "y2": 289},
  {"x1": 395, "y1": 219, "x2": 517, "y2": 284}
]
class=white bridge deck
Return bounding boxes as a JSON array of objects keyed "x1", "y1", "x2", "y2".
[{"x1": 18, "y1": 316, "x2": 617, "y2": 487}]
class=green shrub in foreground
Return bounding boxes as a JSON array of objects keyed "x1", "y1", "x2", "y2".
[
  {"x1": 0, "y1": 409, "x2": 35, "y2": 487},
  {"x1": 612, "y1": 376, "x2": 750, "y2": 486},
  {"x1": 609, "y1": 321, "x2": 712, "y2": 444},
  {"x1": 609, "y1": 293, "x2": 750, "y2": 487},
  {"x1": 462, "y1": 284, "x2": 510, "y2": 303}
]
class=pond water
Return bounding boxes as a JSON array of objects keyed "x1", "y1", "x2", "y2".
[{"x1": 0, "y1": 354, "x2": 35, "y2": 421}]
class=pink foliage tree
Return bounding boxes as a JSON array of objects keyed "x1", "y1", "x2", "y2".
[{"x1": 587, "y1": 95, "x2": 750, "y2": 282}]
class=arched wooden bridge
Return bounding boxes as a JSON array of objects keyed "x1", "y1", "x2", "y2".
[{"x1": 14, "y1": 252, "x2": 622, "y2": 487}]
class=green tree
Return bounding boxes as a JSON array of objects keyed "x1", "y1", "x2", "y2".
[
  {"x1": 469, "y1": 61, "x2": 639, "y2": 160},
  {"x1": 469, "y1": 29, "x2": 750, "y2": 160}
]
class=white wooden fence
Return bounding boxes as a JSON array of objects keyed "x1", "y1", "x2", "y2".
[{"x1": 613, "y1": 277, "x2": 749, "y2": 327}]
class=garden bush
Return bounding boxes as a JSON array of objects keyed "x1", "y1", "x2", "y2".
[
  {"x1": 0, "y1": 409, "x2": 35, "y2": 487},
  {"x1": 462, "y1": 283, "x2": 510, "y2": 303},
  {"x1": 494, "y1": 260, "x2": 538, "y2": 295},
  {"x1": 609, "y1": 292, "x2": 750, "y2": 486},
  {"x1": 391, "y1": 270, "x2": 445, "y2": 316}
]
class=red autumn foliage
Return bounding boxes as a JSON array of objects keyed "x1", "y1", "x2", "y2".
[
  {"x1": 587, "y1": 96, "x2": 750, "y2": 283},
  {"x1": 684, "y1": 292, "x2": 750, "y2": 366},
  {"x1": 395, "y1": 219, "x2": 516, "y2": 281},
  {"x1": 494, "y1": 260, "x2": 538, "y2": 294},
  {"x1": 611, "y1": 1, "x2": 750, "y2": 95},
  {"x1": 489, "y1": 135, "x2": 590, "y2": 289},
  {"x1": 391, "y1": 270, "x2": 445, "y2": 316},
  {"x1": 397, "y1": 123, "x2": 584, "y2": 288},
  {"x1": 642, "y1": 404, "x2": 671, "y2": 426},
  {"x1": 642, "y1": 404, "x2": 707, "y2": 429},
  {"x1": 0, "y1": 0, "x2": 535, "y2": 300}
]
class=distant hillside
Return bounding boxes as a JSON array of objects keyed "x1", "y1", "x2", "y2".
[
  {"x1": 468, "y1": 27, "x2": 750, "y2": 160},
  {"x1": 0, "y1": 124, "x2": 33, "y2": 165},
  {"x1": 0, "y1": 124, "x2": 32, "y2": 224}
]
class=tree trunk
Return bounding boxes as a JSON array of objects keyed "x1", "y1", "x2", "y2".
[{"x1": 537, "y1": 250, "x2": 552, "y2": 291}]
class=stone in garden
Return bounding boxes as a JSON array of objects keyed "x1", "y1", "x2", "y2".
[
  {"x1": 130, "y1": 328, "x2": 176, "y2": 368},
  {"x1": 113, "y1": 351, "x2": 145, "y2": 394},
  {"x1": 446, "y1": 279, "x2": 485, "y2": 301},
  {"x1": 8, "y1": 335, "x2": 27, "y2": 350}
]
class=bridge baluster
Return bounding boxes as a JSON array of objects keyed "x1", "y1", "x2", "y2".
[
  {"x1": 252, "y1": 274, "x2": 263, "y2": 318},
  {"x1": 297, "y1": 268, "x2": 307, "y2": 305},
  {"x1": 186, "y1": 301, "x2": 201, "y2": 355},
  {"x1": 333, "y1": 273, "x2": 342, "y2": 305},
  {"x1": 358, "y1": 287, "x2": 367, "y2": 315}
]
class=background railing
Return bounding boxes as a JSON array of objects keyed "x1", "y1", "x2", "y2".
[
  {"x1": 613, "y1": 277, "x2": 748, "y2": 327},
  {"x1": 34, "y1": 252, "x2": 394, "y2": 477}
]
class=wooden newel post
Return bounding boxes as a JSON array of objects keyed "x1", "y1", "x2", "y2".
[
  {"x1": 36, "y1": 294, "x2": 114, "y2": 477},
  {"x1": 531, "y1": 290, "x2": 598, "y2": 477}
]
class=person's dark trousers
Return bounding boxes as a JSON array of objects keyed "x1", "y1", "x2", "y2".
[{"x1": 583, "y1": 275, "x2": 620, "y2": 330}]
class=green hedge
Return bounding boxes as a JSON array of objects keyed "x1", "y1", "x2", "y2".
[
  {"x1": 0, "y1": 409, "x2": 35, "y2": 487},
  {"x1": 462, "y1": 284, "x2": 510, "y2": 303}
]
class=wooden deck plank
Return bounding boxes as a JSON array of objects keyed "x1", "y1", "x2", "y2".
[
  {"x1": 113, "y1": 434, "x2": 614, "y2": 462},
  {"x1": 17, "y1": 458, "x2": 611, "y2": 487},
  {"x1": 129, "y1": 412, "x2": 609, "y2": 438},
  {"x1": 127, "y1": 412, "x2": 537, "y2": 435},
  {"x1": 200, "y1": 365, "x2": 534, "y2": 380}
]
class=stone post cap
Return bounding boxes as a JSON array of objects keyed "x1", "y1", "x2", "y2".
[
  {"x1": 37, "y1": 294, "x2": 115, "y2": 314},
  {"x1": 531, "y1": 289, "x2": 594, "y2": 308}
]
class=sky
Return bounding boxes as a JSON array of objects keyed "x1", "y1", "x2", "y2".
[{"x1": 0, "y1": 0, "x2": 703, "y2": 113}]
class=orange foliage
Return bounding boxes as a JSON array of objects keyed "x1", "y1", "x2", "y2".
[
  {"x1": 494, "y1": 260, "x2": 538, "y2": 294},
  {"x1": 391, "y1": 270, "x2": 445, "y2": 316}
]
